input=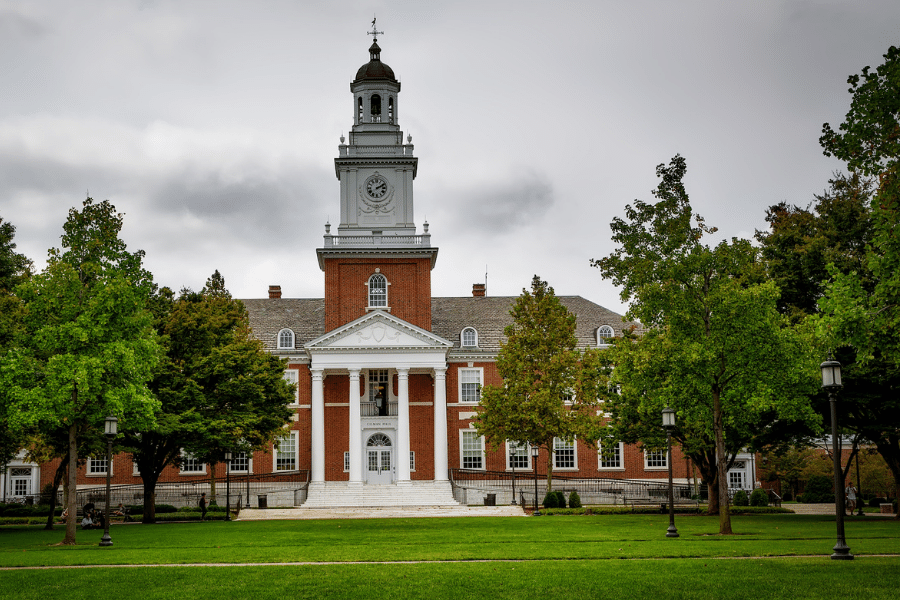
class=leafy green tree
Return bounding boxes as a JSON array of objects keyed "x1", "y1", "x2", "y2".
[
  {"x1": 760, "y1": 446, "x2": 815, "y2": 501},
  {"x1": 0, "y1": 198, "x2": 160, "y2": 544},
  {"x1": 474, "y1": 276, "x2": 606, "y2": 493},
  {"x1": 816, "y1": 46, "x2": 900, "y2": 508},
  {"x1": 592, "y1": 156, "x2": 820, "y2": 534},
  {"x1": 123, "y1": 271, "x2": 294, "y2": 523}
]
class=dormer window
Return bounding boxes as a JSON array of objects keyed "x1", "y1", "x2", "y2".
[
  {"x1": 370, "y1": 94, "x2": 382, "y2": 123},
  {"x1": 368, "y1": 273, "x2": 388, "y2": 308},
  {"x1": 461, "y1": 327, "x2": 478, "y2": 348},
  {"x1": 277, "y1": 328, "x2": 295, "y2": 350},
  {"x1": 597, "y1": 325, "x2": 614, "y2": 346}
]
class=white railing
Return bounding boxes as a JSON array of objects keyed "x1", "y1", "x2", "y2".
[
  {"x1": 323, "y1": 234, "x2": 430, "y2": 248},
  {"x1": 338, "y1": 144, "x2": 415, "y2": 157},
  {"x1": 361, "y1": 402, "x2": 398, "y2": 417}
]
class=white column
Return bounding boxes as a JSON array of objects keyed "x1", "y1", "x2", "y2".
[
  {"x1": 310, "y1": 369, "x2": 325, "y2": 483},
  {"x1": 348, "y1": 368, "x2": 362, "y2": 483},
  {"x1": 396, "y1": 367, "x2": 411, "y2": 482},
  {"x1": 433, "y1": 367, "x2": 448, "y2": 481}
]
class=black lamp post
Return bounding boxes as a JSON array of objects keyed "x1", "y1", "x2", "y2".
[
  {"x1": 822, "y1": 358, "x2": 852, "y2": 560},
  {"x1": 510, "y1": 445, "x2": 517, "y2": 505},
  {"x1": 100, "y1": 416, "x2": 117, "y2": 547},
  {"x1": 531, "y1": 445, "x2": 541, "y2": 516},
  {"x1": 224, "y1": 451, "x2": 232, "y2": 522},
  {"x1": 662, "y1": 406, "x2": 679, "y2": 538}
]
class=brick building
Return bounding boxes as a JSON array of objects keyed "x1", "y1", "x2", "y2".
[{"x1": 18, "y1": 32, "x2": 759, "y2": 507}]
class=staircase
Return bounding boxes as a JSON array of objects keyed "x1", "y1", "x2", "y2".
[{"x1": 301, "y1": 480, "x2": 460, "y2": 508}]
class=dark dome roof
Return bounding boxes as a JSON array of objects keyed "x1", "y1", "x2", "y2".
[{"x1": 354, "y1": 41, "x2": 397, "y2": 83}]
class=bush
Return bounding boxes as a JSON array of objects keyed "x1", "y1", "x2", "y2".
[
  {"x1": 542, "y1": 490, "x2": 567, "y2": 509},
  {"x1": 568, "y1": 491, "x2": 582, "y2": 509},
  {"x1": 801, "y1": 475, "x2": 834, "y2": 503},
  {"x1": 732, "y1": 490, "x2": 749, "y2": 506},
  {"x1": 154, "y1": 504, "x2": 178, "y2": 514},
  {"x1": 869, "y1": 497, "x2": 888, "y2": 508},
  {"x1": 750, "y1": 488, "x2": 769, "y2": 507}
]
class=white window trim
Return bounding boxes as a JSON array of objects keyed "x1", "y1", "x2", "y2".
[
  {"x1": 597, "y1": 325, "x2": 614, "y2": 347},
  {"x1": 343, "y1": 451, "x2": 350, "y2": 473},
  {"x1": 283, "y1": 368, "x2": 300, "y2": 406},
  {"x1": 277, "y1": 328, "x2": 295, "y2": 350},
  {"x1": 273, "y1": 431, "x2": 299, "y2": 472},
  {"x1": 227, "y1": 452, "x2": 253, "y2": 474},
  {"x1": 643, "y1": 449, "x2": 668, "y2": 470},
  {"x1": 553, "y1": 437, "x2": 578, "y2": 471},
  {"x1": 410, "y1": 451, "x2": 416, "y2": 473},
  {"x1": 460, "y1": 429, "x2": 485, "y2": 470},
  {"x1": 365, "y1": 273, "x2": 390, "y2": 311},
  {"x1": 458, "y1": 367, "x2": 483, "y2": 404},
  {"x1": 87, "y1": 457, "x2": 112, "y2": 477},
  {"x1": 132, "y1": 459, "x2": 140, "y2": 477},
  {"x1": 460, "y1": 327, "x2": 478, "y2": 348},
  {"x1": 505, "y1": 441, "x2": 531, "y2": 471},
  {"x1": 598, "y1": 441, "x2": 625, "y2": 470},
  {"x1": 179, "y1": 451, "x2": 206, "y2": 475}
]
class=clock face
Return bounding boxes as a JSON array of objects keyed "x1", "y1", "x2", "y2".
[{"x1": 366, "y1": 176, "x2": 388, "y2": 200}]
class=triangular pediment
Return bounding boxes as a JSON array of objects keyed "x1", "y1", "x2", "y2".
[{"x1": 306, "y1": 310, "x2": 452, "y2": 351}]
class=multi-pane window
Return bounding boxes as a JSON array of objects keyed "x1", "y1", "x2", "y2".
[
  {"x1": 369, "y1": 369, "x2": 389, "y2": 415},
  {"x1": 598, "y1": 442, "x2": 623, "y2": 469},
  {"x1": 553, "y1": 438, "x2": 576, "y2": 469},
  {"x1": 283, "y1": 369, "x2": 299, "y2": 405},
  {"x1": 561, "y1": 390, "x2": 574, "y2": 404},
  {"x1": 344, "y1": 452, "x2": 351, "y2": 473},
  {"x1": 729, "y1": 470, "x2": 745, "y2": 489},
  {"x1": 275, "y1": 432, "x2": 298, "y2": 471},
  {"x1": 229, "y1": 452, "x2": 250, "y2": 473},
  {"x1": 459, "y1": 368, "x2": 482, "y2": 403},
  {"x1": 88, "y1": 457, "x2": 109, "y2": 475},
  {"x1": 597, "y1": 325, "x2": 614, "y2": 346},
  {"x1": 368, "y1": 274, "x2": 387, "y2": 307},
  {"x1": 461, "y1": 327, "x2": 478, "y2": 347},
  {"x1": 410, "y1": 451, "x2": 415, "y2": 472},
  {"x1": 645, "y1": 449, "x2": 667, "y2": 469},
  {"x1": 181, "y1": 453, "x2": 204, "y2": 473},
  {"x1": 461, "y1": 431, "x2": 485, "y2": 469},
  {"x1": 278, "y1": 329, "x2": 295, "y2": 349},
  {"x1": 508, "y1": 441, "x2": 530, "y2": 469}
]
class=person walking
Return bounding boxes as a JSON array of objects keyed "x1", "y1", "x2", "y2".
[
  {"x1": 845, "y1": 484, "x2": 858, "y2": 515},
  {"x1": 199, "y1": 493, "x2": 208, "y2": 521}
]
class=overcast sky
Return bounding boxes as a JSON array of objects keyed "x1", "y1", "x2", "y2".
[{"x1": 1, "y1": 1, "x2": 898, "y2": 316}]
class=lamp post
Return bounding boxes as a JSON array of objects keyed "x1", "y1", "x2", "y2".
[
  {"x1": 662, "y1": 406, "x2": 679, "y2": 538},
  {"x1": 224, "y1": 451, "x2": 232, "y2": 522},
  {"x1": 822, "y1": 358, "x2": 852, "y2": 560},
  {"x1": 510, "y1": 445, "x2": 517, "y2": 505},
  {"x1": 100, "y1": 416, "x2": 117, "y2": 547},
  {"x1": 531, "y1": 445, "x2": 541, "y2": 516}
]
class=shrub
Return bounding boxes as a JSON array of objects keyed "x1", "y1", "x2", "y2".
[
  {"x1": 732, "y1": 490, "x2": 749, "y2": 506},
  {"x1": 542, "y1": 491, "x2": 559, "y2": 509},
  {"x1": 750, "y1": 488, "x2": 769, "y2": 507},
  {"x1": 568, "y1": 490, "x2": 582, "y2": 509},
  {"x1": 154, "y1": 504, "x2": 178, "y2": 514},
  {"x1": 869, "y1": 497, "x2": 887, "y2": 508},
  {"x1": 802, "y1": 475, "x2": 834, "y2": 503}
]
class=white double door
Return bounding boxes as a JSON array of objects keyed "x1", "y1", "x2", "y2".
[{"x1": 365, "y1": 432, "x2": 394, "y2": 484}]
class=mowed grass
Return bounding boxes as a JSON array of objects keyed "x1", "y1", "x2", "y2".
[{"x1": 1, "y1": 514, "x2": 898, "y2": 599}]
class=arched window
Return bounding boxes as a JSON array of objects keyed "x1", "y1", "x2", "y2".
[
  {"x1": 388, "y1": 97, "x2": 394, "y2": 123},
  {"x1": 368, "y1": 273, "x2": 387, "y2": 308},
  {"x1": 597, "y1": 325, "x2": 614, "y2": 346},
  {"x1": 358, "y1": 97, "x2": 363, "y2": 124},
  {"x1": 461, "y1": 327, "x2": 478, "y2": 347},
  {"x1": 370, "y1": 94, "x2": 382, "y2": 123},
  {"x1": 277, "y1": 328, "x2": 295, "y2": 349}
]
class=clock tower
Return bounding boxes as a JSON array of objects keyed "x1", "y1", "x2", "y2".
[{"x1": 317, "y1": 31, "x2": 438, "y2": 332}]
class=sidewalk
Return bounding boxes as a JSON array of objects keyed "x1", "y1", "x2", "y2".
[{"x1": 787, "y1": 503, "x2": 895, "y2": 517}]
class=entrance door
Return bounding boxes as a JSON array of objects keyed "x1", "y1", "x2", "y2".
[
  {"x1": 365, "y1": 433, "x2": 394, "y2": 484},
  {"x1": 10, "y1": 468, "x2": 32, "y2": 498}
]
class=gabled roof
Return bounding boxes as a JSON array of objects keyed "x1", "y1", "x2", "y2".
[{"x1": 306, "y1": 309, "x2": 452, "y2": 352}]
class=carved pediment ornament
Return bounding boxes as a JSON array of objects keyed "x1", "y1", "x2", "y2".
[{"x1": 357, "y1": 323, "x2": 402, "y2": 344}]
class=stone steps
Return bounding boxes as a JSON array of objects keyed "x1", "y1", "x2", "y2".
[
  {"x1": 237, "y1": 505, "x2": 526, "y2": 520},
  {"x1": 302, "y1": 481, "x2": 460, "y2": 508}
]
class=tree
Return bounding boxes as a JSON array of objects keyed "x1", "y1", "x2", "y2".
[
  {"x1": 0, "y1": 216, "x2": 33, "y2": 466},
  {"x1": 474, "y1": 276, "x2": 606, "y2": 493},
  {"x1": 816, "y1": 46, "x2": 900, "y2": 509},
  {"x1": 122, "y1": 271, "x2": 294, "y2": 523},
  {"x1": 592, "y1": 156, "x2": 820, "y2": 534},
  {"x1": 0, "y1": 198, "x2": 160, "y2": 544}
]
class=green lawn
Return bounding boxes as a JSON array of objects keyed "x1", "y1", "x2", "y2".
[{"x1": 1, "y1": 514, "x2": 898, "y2": 599}]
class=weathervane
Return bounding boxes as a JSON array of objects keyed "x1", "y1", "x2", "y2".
[{"x1": 368, "y1": 16, "x2": 383, "y2": 42}]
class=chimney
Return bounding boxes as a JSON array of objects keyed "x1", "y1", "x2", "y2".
[
  {"x1": 268, "y1": 285, "x2": 282, "y2": 299},
  {"x1": 472, "y1": 283, "x2": 486, "y2": 297}
]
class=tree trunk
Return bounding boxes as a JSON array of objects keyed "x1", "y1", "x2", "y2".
[
  {"x1": 713, "y1": 387, "x2": 733, "y2": 534},
  {"x1": 874, "y1": 436, "x2": 900, "y2": 520},
  {"x1": 687, "y1": 448, "x2": 719, "y2": 514},
  {"x1": 63, "y1": 419, "x2": 77, "y2": 545},
  {"x1": 210, "y1": 462, "x2": 217, "y2": 503},
  {"x1": 544, "y1": 445, "x2": 554, "y2": 496},
  {"x1": 141, "y1": 475, "x2": 159, "y2": 524},
  {"x1": 43, "y1": 455, "x2": 68, "y2": 530}
]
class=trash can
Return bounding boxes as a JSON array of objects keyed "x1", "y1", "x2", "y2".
[
  {"x1": 258, "y1": 494, "x2": 268, "y2": 509},
  {"x1": 484, "y1": 493, "x2": 496, "y2": 506}
]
